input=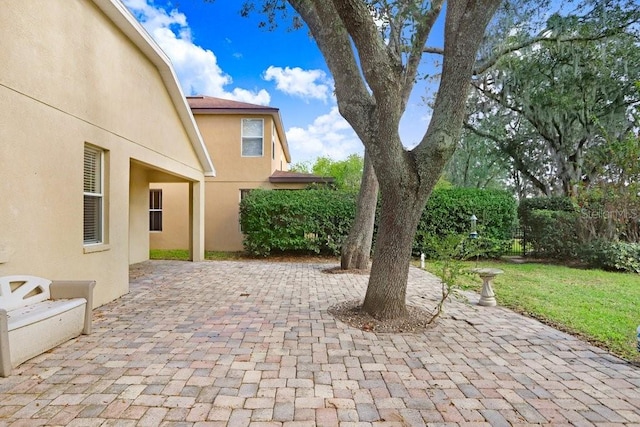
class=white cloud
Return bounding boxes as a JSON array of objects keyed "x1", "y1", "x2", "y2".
[
  {"x1": 123, "y1": 0, "x2": 270, "y2": 105},
  {"x1": 287, "y1": 107, "x2": 363, "y2": 162},
  {"x1": 263, "y1": 66, "x2": 332, "y2": 102}
]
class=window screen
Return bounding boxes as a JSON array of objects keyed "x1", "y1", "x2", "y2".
[
  {"x1": 242, "y1": 118, "x2": 263, "y2": 157},
  {"x1": 149, "y1": 189, "x2": 163, "y2": 231},
  {"x1": 84, "y1": 146, "x2": 103, "y2": 244}
]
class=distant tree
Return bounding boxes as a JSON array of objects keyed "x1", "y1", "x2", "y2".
[
  {"x1": 292, "y1": 154, "x2": 364, "y2": 191},
  {"x1": 443, "y1": 130, "x2": 511, "y2": 191},
  {"x1": 466, "y1": 3, "x2": 640, "y2": 196}
]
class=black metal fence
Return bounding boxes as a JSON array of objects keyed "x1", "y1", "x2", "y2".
[{"x1": 504, "y1": 226, "x2": 528, "y2": 257}]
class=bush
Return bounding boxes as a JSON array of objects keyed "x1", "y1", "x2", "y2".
[
  {"x1": 417, "y1": 232, "x2": 512, "y2": 260},
  {"x1": 580, "y1": 240, "x2": 640, "y2": 273},
  {"x1": 239, "y1": 189, "x2": 356, "y2": 256},
  {"x1": 518, "y1": 197, "x2": 581, "y2": 259},
  {"x1": 240, "y1": 187, "x2": 517, "y2": 259},
  {"x1": 526, "y1": 209, "x2": 581, "y2": 259},
  {"x1": 518, "y1": 196, "x2": 576, "y2": 225},
  {"x1": 575, "y1": 189, "x2": 640, "y2": 243},
  {"x1": 415, "y1": 188, "x2": 517, "y2": 258}
]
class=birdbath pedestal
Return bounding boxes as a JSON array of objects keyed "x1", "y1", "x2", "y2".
[{"x1": 470, "y1": 268, "x2": 503, "y2": 307}]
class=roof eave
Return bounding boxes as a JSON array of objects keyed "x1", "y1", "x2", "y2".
[
  {"x1": 91, "y1": 0, "x2": 216, "y2": 177},
  {"x1": 269, "y1": 176, "x2": 334, "y2": 184}
]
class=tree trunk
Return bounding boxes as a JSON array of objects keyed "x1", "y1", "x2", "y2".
[
  {"x1": 361, "y1": 185, "x2": 426, "y2": 319},
  {"x1": 341, "y1": 151, "x2": 378, "y2": 270}
]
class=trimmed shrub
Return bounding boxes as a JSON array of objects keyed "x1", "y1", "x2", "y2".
[
  {"x1": 240, "y1": 187, "x2": 517, "y2": 259},
  {"x1": 518, "y1": 196, "x2": 576, "y2": 224},
  {"x1": 239, "y1": 189, "x2": 356, "y2": 256},
  {"x1": 414, "y1": 188, "x2": 517, "y2": 258},
  {"x1": 526, "y1": 209, "x2": 581, "y2": 259},
  {"x1": 580, "y1": 240, "x2": 640, "y2": 273},
  {"x1": 518, "y1": 196, "x2": 582, "y2": 259}
]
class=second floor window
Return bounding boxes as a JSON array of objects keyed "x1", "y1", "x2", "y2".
[{"x1": 242, "y1": 118, "x2": 263, "y2": 157}]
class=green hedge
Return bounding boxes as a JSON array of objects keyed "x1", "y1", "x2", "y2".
[
  {"x1": 414, "y1": 188, "x2": 517, "y2": 258},
  {"x1": 518, "y1": 197, "x2": 578, "y2": 259},
  {"x1": 239, "y1": 189, "x2": 356, "y2": 256},
  {"x1": 240, "y1": 187, "x2": 517, "y2": 259},
  {"x1": 518, "y1": 196, "x2": 576, "y2": 224},
  {"x1": 527, "y1": 209, "x2": 581, "y2": 259}
]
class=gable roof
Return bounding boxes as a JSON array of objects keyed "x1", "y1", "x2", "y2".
[
  {"x1": 91, "y1": 0, "x2": 215, "y2": 177},
  {"x1": 188, "y1": 96, "x2": 280, "y2": 112},
  {"x1": 187, "y1": 96, "x2": 292, "y2": 163}
]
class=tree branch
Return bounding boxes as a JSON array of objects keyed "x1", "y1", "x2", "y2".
[
  {"x1": 330, "y1": 0, "x2": 399, "y2": 100},
  {"x1": 401, "y1": 0, "x2": 444, "y2": 107},
  {"x1": 422, "y1": 46, "x2": 444, "y2": 55},
  {"x1": 287, "y1": 1, "x2": 375, "y2": 135},
  {"x1": 465, "y1": 122, "x2": 551, "y2": 195},
  {"x1": 475, "y1": 29, "x2": 637, "y2": 75}
]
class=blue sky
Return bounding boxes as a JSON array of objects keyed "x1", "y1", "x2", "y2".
[{"x1": 124, "y1": 0, "x2": 439, "y2": 164}]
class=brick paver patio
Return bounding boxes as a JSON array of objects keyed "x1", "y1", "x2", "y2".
[{"x1": 1, "y1": 260, "x2": 638, "y2": 426}]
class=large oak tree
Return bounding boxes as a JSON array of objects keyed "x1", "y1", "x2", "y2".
[
  {"x1": 238, "y1": 0, "x2": 502, "y2": 319},
  {"x1": 286, "y1": 1, "x2": 501, "y2": 319}
]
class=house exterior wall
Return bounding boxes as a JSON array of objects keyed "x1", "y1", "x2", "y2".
[
  {"x1": 270, "y1": 121, "x2": 290, "y2": 173},
  {"x1": 151, "y1": 112, "x2": 300, "y2": 252},
  {"x1": 197, "y1": 112, "x2": 292, "y2": 252},
  {"x1": 0, "y1": 0, "x2": 208, "y2": 307},
  {"x1": 149, "y1": 183, "x2": 191, "y2": 250}
]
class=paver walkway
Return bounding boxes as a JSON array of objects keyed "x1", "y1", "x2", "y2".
[{"x1": 1, "y1": 260, "x2": 638, "y2": 426}]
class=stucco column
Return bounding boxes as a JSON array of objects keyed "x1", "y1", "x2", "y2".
[{"x1": 189, "y1": 181, "x2": 205, "y2": 262}]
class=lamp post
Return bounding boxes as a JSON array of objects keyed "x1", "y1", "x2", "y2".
[{"x1": 469, "y1": 214, "x2": 478, "y2": 239}]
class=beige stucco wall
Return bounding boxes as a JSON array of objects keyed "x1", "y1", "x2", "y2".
[
  {"x1": 204, "y1": 181, "x2": 308, "y2": 252},
  {"x1": 195, "y1": 114, "x2": 277, "y2": 181},
  {"x1": 0, "y1": 1, "x2": 207, "y2": 307},
  {"x1": 149, "y1": 183, "x2": 191, "y2": 250},
  {"x1": 150, "y1": 112, "x2": 297, "y2": 252}
]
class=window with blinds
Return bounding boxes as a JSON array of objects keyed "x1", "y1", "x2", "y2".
[
  {"x1": 84, "y1": 146, "x2": 103, "y2": 245},
  {"x1": 241, "y1": 118, "x2": 263, "y2": 157},
  {"x1": 149, "y1": 189, "x2": 163, "y2": 232}
]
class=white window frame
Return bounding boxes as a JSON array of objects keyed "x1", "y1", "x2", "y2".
[
  {"x1": 241, "y1": 118, "x2": 264, "y2": 157},
  {"x1": 84, "y1": 145, "x2": 104, "y2": 245},
  {"x1": 149, "y1": 189, "x2": 163, "y2": 232}
]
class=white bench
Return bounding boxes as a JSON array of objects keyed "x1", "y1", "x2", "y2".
[{"x1": 0, "y1": 275, "x2": 95, "y2": 377}]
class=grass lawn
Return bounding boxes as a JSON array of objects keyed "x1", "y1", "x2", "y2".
[{"x1": 424, "y1": 259, "x2": 640, "y2": 363}]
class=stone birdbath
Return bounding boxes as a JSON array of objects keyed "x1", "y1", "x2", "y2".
[{"x1": 470, "y1": 267, "x2": 503, "y2": 307}]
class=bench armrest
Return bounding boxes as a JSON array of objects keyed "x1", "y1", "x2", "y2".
[
  {"x1": 50, "y1": 280, "x2": 96, "y2": 334},
  {"x1": 0, "y1": 308, "x2": 10, "y2": 377}
]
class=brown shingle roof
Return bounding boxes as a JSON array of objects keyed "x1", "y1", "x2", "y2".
[
  {"x1": 187, "y1": 96, "x2": 278, "y2": 112},
  {"x1": 269, "y1": 170, "x2": 335, "y2": 184}
]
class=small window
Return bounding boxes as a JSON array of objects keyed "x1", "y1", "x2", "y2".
[
  {"x1": 242, "y1": 118, "x2": 263, "y2": 157},
  {"x1": 84, "y1": 146, "x2": 103, "y2": 244},
  {"x1": 149, "y1": 189, "x2": 162, "y2": 232}
]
